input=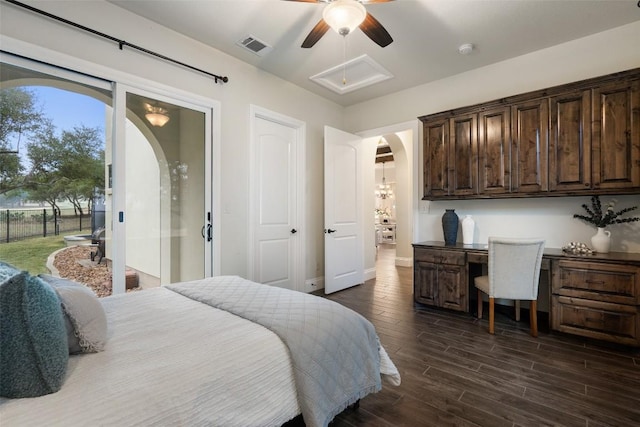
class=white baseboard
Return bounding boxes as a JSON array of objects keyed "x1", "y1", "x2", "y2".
[
  {"x1": 395, "y1": 256, "x2": 412, "y2": 267},
  {"x1": 303, "y1": 276, "x2": 324, "y2": 293},
  {"x1": 364, "y1": 267, "x2": 376, "y2": 282}
]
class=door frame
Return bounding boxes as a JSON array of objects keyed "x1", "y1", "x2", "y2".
[
  {"x1": 357, "y1": 120, "x2": 420, "y2": 276},
  {"x1": 248, "y1": 105, "x2": 306, "y2": 291}
]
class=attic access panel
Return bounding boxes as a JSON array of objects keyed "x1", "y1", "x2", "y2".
[{"x1": 310, "y1": 54, "x2": 393, "y2": 95}]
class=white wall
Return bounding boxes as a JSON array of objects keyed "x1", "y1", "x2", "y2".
[
  {"x1": 0, "y1": 0, "x2": 345, "y2": 280},
  {"x1": 345, "y1": 21, "x2": 640, "y2": 253},
  {"x1": 1, "y1": 2, "x2": 638, "y2": 291}
]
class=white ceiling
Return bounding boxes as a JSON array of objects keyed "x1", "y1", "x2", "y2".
[{"x1": 109, "y1": 0, "x2": 640, "y2": 107}]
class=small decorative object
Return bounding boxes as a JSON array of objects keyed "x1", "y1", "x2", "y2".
[
  {"x1": 573, "y1": 196, "x2": 640, "y2": 253},
  {"x1": 562, "y1": 241, "x2": 594, "y2": 255},
  {"x1": 591, "y1": 228, "x2": 611, "y2": 253},
  {"x1": 442, "y1": 209, "x2": 459, "y2": 245},
  {"x1": 462, "y1": 215, "x2": 475, "y2": 245}
]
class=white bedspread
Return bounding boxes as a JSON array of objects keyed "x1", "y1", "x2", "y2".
[
  {"x1": 0, "y1": 287, "x2": 301, "y2": 426},
  {"x1": 168, "y1": 276, "x2": 401, "y2": 427}
]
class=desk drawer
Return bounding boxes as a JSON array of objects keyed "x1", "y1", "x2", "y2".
[
  {"x1": 414, "y1": 248, "x2": 466, "y2": 265},
  {"x1": 551, "y1": 295, "x2": 640, "y2": 346},
  {"x1": 552, "y1": 260, "x2": 640, "y2": 305}
]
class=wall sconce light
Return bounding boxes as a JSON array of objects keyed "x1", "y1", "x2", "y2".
[{"x1": 145, "y1": 104, "x2": 170, "y2": 127}]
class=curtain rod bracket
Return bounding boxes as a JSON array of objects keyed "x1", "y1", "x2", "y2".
[{"x1": 5, "y1": 0, "x2": 229, "y2": 85}]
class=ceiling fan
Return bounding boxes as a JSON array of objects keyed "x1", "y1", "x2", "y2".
[{"x1": 286, "y1": 0, "x2": 394, "y2": 48}]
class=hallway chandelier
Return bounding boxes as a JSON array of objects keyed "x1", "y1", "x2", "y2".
[{"x1": 375, "y1": 162, "x2": 393, "y2": 199}]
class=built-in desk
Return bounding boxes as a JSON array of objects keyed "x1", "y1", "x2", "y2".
[{"x1": 413, "y1": 241, "x2": 640, "y2": 346}]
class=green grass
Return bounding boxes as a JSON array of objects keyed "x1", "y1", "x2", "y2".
[{"x1": 0, "y1": 232, "x2": 81, "y2": 275}]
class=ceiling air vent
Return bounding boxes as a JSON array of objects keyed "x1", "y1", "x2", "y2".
[{"x1": 237, "y1": 35, "x2": 272, "y2": 56}]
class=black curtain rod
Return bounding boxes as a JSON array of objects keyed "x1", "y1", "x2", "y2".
[{"x1": 4, "y1": 0, "x2": 229, "y2": 84}]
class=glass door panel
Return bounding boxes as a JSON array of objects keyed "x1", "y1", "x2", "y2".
[{"x1": 110, "y1": 91, "x2": 209, "y2": 291}]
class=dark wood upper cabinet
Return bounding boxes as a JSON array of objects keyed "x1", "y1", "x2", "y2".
[
  {"x1": 511, "y1": 99, "x2": 549, "y2": 194},
  {"x1": 423, "y1": 118, "x2": 449, "y2": 198},
  {"x1": 549, "y1": 90, "x2": 591, "y2": 192},
  {"x1": 419, "y1": 68, "x2": 640, "y2": 200},
  {"x1": 478, "y1": 107, "x2": 511, "y2": 195},
  {"x1": 449, "y1": 113, "x2": 478, "y2": 196},
  {"x1": 592, "y1": 79, "x2": 640, "y2": 190}
]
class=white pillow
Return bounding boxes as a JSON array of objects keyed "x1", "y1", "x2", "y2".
[{"x1": 39, "y1": 275, "x2": 108, "y2": 354}]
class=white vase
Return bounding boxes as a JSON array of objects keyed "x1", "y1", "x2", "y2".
[
  {"x1": 591, "y1": 227, "x2": 611, "y2": 253},
  {"x1": 462, "y1": 215, "x2": 475, "y2": 245}
]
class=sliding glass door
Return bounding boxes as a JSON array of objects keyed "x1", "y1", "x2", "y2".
[
  {"x1": 110, "y1": 88, "x2": 212, "y2": 292},
  {"x1": 1, "y1": 53, "x2": 214, "y2": 295}
]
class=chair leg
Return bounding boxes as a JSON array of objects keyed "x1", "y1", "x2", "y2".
[
  {"x1": 530, "y1": 300, "x2": 538, "y2": 338},
  {"x1": 489, "y1": 297, "x2": 495, "y2": 335},
  {"x1": 515, "y1": 300, "x2": 520, "y2": 322},
  {"x1": 477, "y1": 289, "x2": 483, "y2": 319}
]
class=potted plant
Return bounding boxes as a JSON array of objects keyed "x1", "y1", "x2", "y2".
[{"x1": 573, "y1": 196, "x2": 640, "y2": 253}]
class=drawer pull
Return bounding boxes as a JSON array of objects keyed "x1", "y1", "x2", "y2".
[{"x1": 585, "y1": 280, "x2": 605, "y2": 285}]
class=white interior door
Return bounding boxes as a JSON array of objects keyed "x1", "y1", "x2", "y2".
[
  {"x1": 324, "y1": 125, "x2": 364, "y2": 294},
  {"x1": 250, "y1": 107, "x2": 305, "y2": 290}
]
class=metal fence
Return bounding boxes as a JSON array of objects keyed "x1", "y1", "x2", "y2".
[{"x1": 0, "y1": 208, "x2": 91, "y2": 243}]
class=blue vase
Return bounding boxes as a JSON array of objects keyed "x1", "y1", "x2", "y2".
[{"x1": 442, "y1": 209, "x2": 459, "y2": 245}]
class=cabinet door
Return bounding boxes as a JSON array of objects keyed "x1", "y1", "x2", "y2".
[
  {"x1": 549, "y1": 90, "x2": 592, "y2": 192},
  {"x1": 552, "y1": 295, "x2": 640, "y2": 346},
  {"x1": 414, "y1": 261, "x2": 438, "y2": 306},
  {"x1": 423, "y1": 118, "x2": 449, "y2": 198},
  {"x1": 449, "y1": 113, "x2": 478, "y2": 196},
  {"x1": 511, "y1": 99, "x2": 549, "y2": 194},
  {"x1": 592, "y1": 79, "x2": 640, "y2": 189},
  {"x1": 552, "y1": 260, "x2": 640, "y2": 305},
  {"x1": 478, "y1": 107, "x2": 511, "y2": 195},
  {"x1": 438, "y1": 264, "x2": 468, "y2": 312}
]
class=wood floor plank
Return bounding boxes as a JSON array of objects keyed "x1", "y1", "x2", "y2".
[
  {"x1": 323, "y1": 245, "x2": 640, "y2": 427},
  {"x1": 523, "y1": 384, "x2": 640, "y2": 426}
]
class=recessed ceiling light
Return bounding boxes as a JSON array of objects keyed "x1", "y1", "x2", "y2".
[{"x1": 458, "y1": 43, "x2": 474, "y2": 55}]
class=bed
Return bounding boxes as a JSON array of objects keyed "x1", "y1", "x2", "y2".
[{"x1": 0, "y1": 270, "x2": 400, "y2": 427}]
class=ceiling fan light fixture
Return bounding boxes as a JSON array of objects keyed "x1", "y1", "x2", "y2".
[{"x1": 323, "y1": 0, "x2": 367, "y2": 36}]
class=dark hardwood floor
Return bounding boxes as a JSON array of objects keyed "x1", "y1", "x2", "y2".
[{"x1": 324, "y1": 244, "x2": 640, "y2": 427}]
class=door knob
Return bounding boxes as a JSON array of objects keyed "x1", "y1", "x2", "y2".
[
  {"x1": 291, "y1": 228, "x2": 297, "y2": 234},
  {"x1": 326, "y1": 228, "x2": 337, "y2": 234}
]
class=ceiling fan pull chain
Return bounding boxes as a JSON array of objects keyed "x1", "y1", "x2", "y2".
[{"x1": 342, "y1": 35, "x2": 347, "y2": 85}]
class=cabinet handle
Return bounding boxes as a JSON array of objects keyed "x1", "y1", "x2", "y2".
[{"x1": 585, "y1": 280, "x2": 605, "y2": 285}]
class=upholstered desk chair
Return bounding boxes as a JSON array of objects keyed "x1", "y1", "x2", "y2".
[{"x1": 474, "y1": 237, "x2": 545, "y2": 337}]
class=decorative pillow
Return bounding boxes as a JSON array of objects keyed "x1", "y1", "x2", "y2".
[
  {"x1": 39, "y1": 275, "x2": 108, "y2": 354},
  {"x1": 0, "y1": 263, "x2": 69, "y2": 398}
]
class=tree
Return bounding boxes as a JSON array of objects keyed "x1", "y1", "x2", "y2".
[
  {"x1": 0, "y1": 87, "x2": 45, "y2": 194},
  {"x1": 26, "y1": 125, "x2": 105, "y2": 215}
]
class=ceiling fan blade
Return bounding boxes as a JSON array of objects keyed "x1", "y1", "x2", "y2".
[
  {"x1": 359, "y1": 12, "x2": 393, "y2": 47},
  {"x1": 301, "y1": 19, "x2": 330, "y2": 48}
]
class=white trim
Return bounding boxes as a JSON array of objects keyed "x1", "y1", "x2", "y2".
[
  {"x1": 304, "y1": 276, "x2": 325, "y2": 293},
  {"x1": 395, "y1": 256, "x2": 413, "y2": 268},
  {"x1": 248, "y1": 105, "x2": 306, "y2": 291},
  {"x1": 0, "y1": 51, "x2": 111, "y2": 90},
  {"x1": 364, "y1": 267, "x2": 376, "y2": 282},
  {"x1": 0, "y1": 35, "x2": 217, "y2": 112}
]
